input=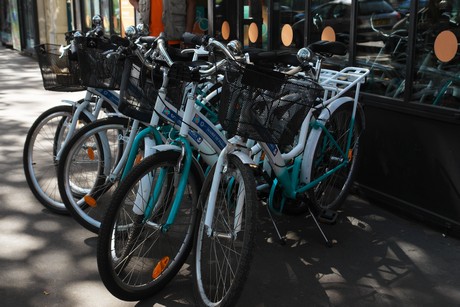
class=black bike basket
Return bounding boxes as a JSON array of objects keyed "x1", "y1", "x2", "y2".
[
  {"x1": 119, "y1": 57, "x2": 160, "y2": 122},
  {"x1": 220, "y1": 62, "x2": 323, "y2": 145},
  {"x1": 74, "y1": 37, "x2": 124, "y2": 90},
  {"x1": 34, "y1": 44, "x2": 85, "y2": 92}
]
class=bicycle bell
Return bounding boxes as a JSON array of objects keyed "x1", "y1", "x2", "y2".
[
  {"x1": 227, "y1": 40, "x2": 243, "y2": 55},
  {"x1": 297, "y1": 47, "x2": 313, "y2": 63},
  {"x1": 92, "y1": 15, "x2": 103, "y2": 27}
]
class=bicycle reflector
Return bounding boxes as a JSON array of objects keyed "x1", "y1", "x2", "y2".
[
  {"x1": 84, "y1": 195, "x2": 97, "y2": 207},
  {"x1": 134, "y1": 152, "x2": 143, "y2": 165},
  {"x1": 152, "y1": 256, "x2": 170, "y2": 279},
  {"x1": 87, "y1": 147, "x2": 95, "y2": 160}
]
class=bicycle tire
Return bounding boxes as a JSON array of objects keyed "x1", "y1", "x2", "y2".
[
  {"x1": 306, "y1": 103, "x2": 363, "y2": 212},
  {"x1": 58, "y1": 116, "x2": 130, "y2": 233},
  {"x1": 23, "y1": 104, "x2": 91, "y2": 214},
  {"x1": 97, "y1": 150, "x2": 201, "y2": 301},
  {"x1": 193, "y1": 154, "x2": 258, "y2": 307}
]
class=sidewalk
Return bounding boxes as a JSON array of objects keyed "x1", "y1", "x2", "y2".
[{"x1": 1, "y1": 44, "x2": 460, "y2": 307}]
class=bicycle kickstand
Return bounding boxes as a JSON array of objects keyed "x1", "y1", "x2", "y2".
[
  {"x1": 307, "y1": 206, "x2": 333, "y2": 248},
  {"x1": 265, "y1": 205, "x2": 287, "y2": 245}
]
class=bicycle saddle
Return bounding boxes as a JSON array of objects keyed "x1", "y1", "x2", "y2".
[
  {"x1": 243, "y1": 47, "x2": 300, "y2": 67},
  {"x1": 308, "y1": 40, "x2": 347, "y2": 56}
]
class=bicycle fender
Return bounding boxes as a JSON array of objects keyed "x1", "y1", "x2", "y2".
[
  {"x1": 300, "y1": 98, "x2": 362, "y2": 184},
  {"x1": 230, "y1": 151, "x2": 256, "y2": 166},
  {"x1": 318, "y1": 97, "x2": 353, "y2": 121},
  {"x1": 318, "y1": 97, "x2": 365, "y2": 130},
  {"x1": 150, "y1": 144, "x2": 205, "y2": 186}
]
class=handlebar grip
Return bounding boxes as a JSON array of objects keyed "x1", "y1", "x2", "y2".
[{"x1": 182, "y1": 32, "x2": 208, "y2": 46}]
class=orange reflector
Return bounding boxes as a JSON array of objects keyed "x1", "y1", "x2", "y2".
[
  {"x1": 84, "y1": 195, "x2": 97, "y2": 207},
  {"x1": 348, "y1": 149, "x2": 353, "y2": 162},
  {"x1": 134, "y1": 153, "x2": 142, "y2": 165},
  {"x1": 152, "y1": 256, "x2": 170, "y2": 279},
  {"x1": 87, "y1": 147, "x2": 95, "y2": 160}
]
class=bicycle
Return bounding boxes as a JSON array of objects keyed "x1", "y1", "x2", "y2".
[
  {"x1": 96, "y1": 33, "x2": 246, "y2": 301},
  {"x1": 192, "y1": 40, "x2": 369, "y2": 307},
  {"x1": 23, "y1": 26, "x2": 124, "y2": 214}
]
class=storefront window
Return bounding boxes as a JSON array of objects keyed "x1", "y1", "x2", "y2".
[
  {"x1": 211, "y1": 0, "x2": 233, "y2": 40},
  {"x1": 100, "y1": 0, "x2": 111, "y2": 33},
  {"x1": 411, "y1": 0, "x2": 459, "y2": 109},
  {"x1": 0, "y1": 0, "x2": 12, "y2": 45},
  {"x1": 243, "y1": 0, "x2": 269, "y2": 48},
  {"x1": 354, "y1": 0, "x2": 405, "y2": 96},
  {"x1": 271, "y1": 1, "x2": 303, "y2": 49},
  {"x1": 82, "y1": 0, "x2": 100, "y2": 31},
  {"x1": 112, "y1": 0, "x2": 121, "y2": 34}
]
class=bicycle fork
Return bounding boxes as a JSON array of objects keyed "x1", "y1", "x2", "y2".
[
  {"x1": 204, "y1": 146, "x2": 246, "y2": 240},
  {"x1": 55, "y1": 91, "x2": 97, "y2": 162}
]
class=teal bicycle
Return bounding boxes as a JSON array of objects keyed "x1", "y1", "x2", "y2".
[
  {"x1": 96, "y1": 34, "x2": 240, "y2": 301},
  {"x1": 192, "y1": 40, "x2": 369, "y2": 307}
]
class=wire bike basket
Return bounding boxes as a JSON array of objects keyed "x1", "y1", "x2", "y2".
[
  {"x1": 118, "y1": 57, "x2": 162, "y2": 123},
  {"x1": 220, "y1": 62, "x2": 323, "y2": 145},
  {"x1": 35, "y1": 44, "x2": 85, "y2": 92},
  {"x1": 74, "y1": 36, "x2": 124, "y2": 90},
  {"x1": 119, "y1": 58, "x2": 197, "y2": 123}
]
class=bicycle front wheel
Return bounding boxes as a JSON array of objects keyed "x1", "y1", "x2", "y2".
[
  {"x1": 193, "y1": 154, "x2": 258, "y2": 307},
  {"x1": 23, "y1": 104, "x2": 90, "y2": 214},
  {"x1": 97, "y1": 150, "x2": 201, "y2": 301},
  {"x1": 307, "y1": 103, "x2": 363, "y2": 211},
  {"x1": 58, "y1": 117, "x2": 130, "y2": 233}
]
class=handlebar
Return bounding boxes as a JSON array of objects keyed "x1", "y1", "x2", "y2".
[{"x1": 182, "y1": 32, "x2": 237, "y2": 62}]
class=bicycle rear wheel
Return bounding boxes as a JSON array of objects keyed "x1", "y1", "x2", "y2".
[
  {"x1": 23, "y1": 104, "x2": 90, "y2": 214},
  {"x1": 307, "y1": 103, "x2": 363, "y2": 211},
  {"x1": 193, "y1": 154, "x2": 258, "y2": 307},
  {"x1": 97, "y1": 150, "x2": 200, "y2": 301},
  {"x1": 58, "y1": 117, "x2": 130, "y2": 233}
]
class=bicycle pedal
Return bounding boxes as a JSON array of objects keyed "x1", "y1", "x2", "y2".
[{"x1": 318, "y1": 209, "x2": 338, "y2": 225}]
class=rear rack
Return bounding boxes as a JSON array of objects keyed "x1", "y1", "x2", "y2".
[{"x1": 318, "y1": 67, "x2": 369, "y2": 105}]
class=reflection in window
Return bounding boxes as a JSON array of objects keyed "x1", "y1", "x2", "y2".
[
  {"x1": 100, "y1": 0, "x2": 110, "y2": 34},
  {"x1": 358, "y1": 0, "x2": 406, "y2": 97},
  {"x1": 293, "y1": 0, "x2": 356, "y2": 47},
  {"x1": 99, "y1": 0, "x2": 121, "y2": 34},
  {"x1": 412, "y1": 0, "x2": 460, "y2": 109},
  {"x1": 112, "y1": 0, "x2": 121, "y2": 34}
]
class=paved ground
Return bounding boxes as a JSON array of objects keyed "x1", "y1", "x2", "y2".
[{"x1": 1, "y1": 44, "x2": 460, "y2": 307}]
